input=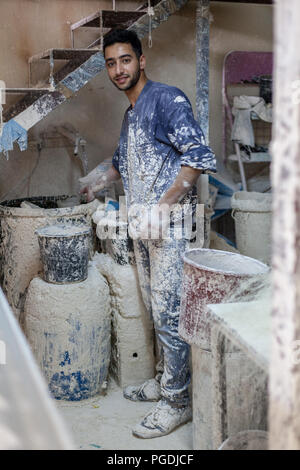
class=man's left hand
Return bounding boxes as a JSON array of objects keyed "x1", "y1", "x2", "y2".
[{"x1": 128, "y1": 204, "x2": 170, "y2": 240}]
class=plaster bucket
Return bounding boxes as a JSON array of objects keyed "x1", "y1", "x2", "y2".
[
  {"x1": 0, "y1": 196, "x2": 99, "y2": 321},
  {"x1": 179, "y1": 248, "x2": 269, "y2": 350},
  {"x1": 178, "y1": 248, "x2": 269, "y2": 450},
  {"x1": 231, "y1": 191, "x2": 272, "y2": 265},
  {"x1": 219, "y1": 430, "x2": 268, "y2": 450},
  {"x1": 36, "y1": 224, "x2": 91, "y2": 284}
]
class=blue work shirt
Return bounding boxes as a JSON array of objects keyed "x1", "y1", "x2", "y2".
[{"x1": 112, "y1": 80, "x2": 216, "y2": 208}]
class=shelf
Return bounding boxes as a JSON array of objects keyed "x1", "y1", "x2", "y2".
[{"x1": 228, "y1": 152, "x2": 271, "y2": 163}]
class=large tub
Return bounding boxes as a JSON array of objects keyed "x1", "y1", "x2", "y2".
[{"x1": 0, "y1": 195, "x2": 99, "y2": 323}]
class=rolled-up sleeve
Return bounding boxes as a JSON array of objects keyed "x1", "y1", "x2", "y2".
[
  {"x1": 112, "y1": 145, "x2": 120, "y2": 172},
  {"x1": 162, "y1": 91, "x2": 216, "y2": 172}
]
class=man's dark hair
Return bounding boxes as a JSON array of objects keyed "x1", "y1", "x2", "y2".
[{"x1": 103, "y1": 29, "x2": 143, "y2": 59}]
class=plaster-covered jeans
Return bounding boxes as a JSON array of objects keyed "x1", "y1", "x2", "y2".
[{"x1": 133, "y1": 236, "x2": 191, "y2": 406}]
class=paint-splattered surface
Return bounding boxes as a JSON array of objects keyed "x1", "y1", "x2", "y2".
[
  {"x1": 0, "y1": 197, "x2": 99, "y2": 322},
  {"x1": 24, "y1": 265, "x2": 111, "y2": 401},
  {"x1": 179, "y1": 249, "x2": 270, "y2": 349},
  {"x1": 113, "y1": 80, "x2": 216, "y2": 211},
  {"x1": 36, "y1": 224, "x2": 91, "y2": 284}
]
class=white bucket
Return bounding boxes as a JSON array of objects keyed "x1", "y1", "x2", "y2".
[{"x1": 231, "y1": 191, "x2": 272, "y2": 265}]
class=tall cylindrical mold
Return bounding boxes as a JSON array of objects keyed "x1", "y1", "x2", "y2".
[
  {"x1": 24, "y1": 265, "x2": 111, "y2": 401},
  {"x1": 0, "y1": 196, "x2": 99, "y2": 322},
  {"x1": 231, "y1": 191, "x2": 272, "y2": 265},
  {"x1": 179, "y1": 249, "x2": 269, "y2": 450}
]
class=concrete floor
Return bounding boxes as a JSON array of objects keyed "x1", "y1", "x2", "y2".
[{"x1": 56, "y1": 377, "x2": 193, "y2": 451}]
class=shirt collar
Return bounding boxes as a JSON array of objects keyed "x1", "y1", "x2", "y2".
[{"x1": 127, "y1": 79, "x2": 153, "y2": 113}]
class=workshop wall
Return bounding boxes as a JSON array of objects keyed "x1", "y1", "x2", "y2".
[{"x1": 0, "y1": 0, "x2": 273, "y2": 201}]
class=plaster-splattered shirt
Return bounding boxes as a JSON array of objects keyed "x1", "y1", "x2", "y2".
[{"x1": 112, "y1": 80, "x2": 216, "y2": 208}]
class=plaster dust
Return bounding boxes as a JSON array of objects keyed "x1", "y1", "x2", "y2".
[
  {"x1": 91, "y1": 252, "x2": 147, "y2": 319},
  {"x1": 36, "y1": 223, "x2": 91, "y2": 237},
  {"x1": 91, "y1": 252, "x2": 155, "y2": 387},
  {"x1": 56, "y1": 377, "x2": 193, "y2": 451}
]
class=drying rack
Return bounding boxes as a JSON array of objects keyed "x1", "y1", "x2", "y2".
[{"x1": 222, "y1": 51, "x2": 273, "y2": 190}]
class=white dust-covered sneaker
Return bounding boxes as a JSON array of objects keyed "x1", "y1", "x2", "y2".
[
  {"x1": 132, "y1": 399, "x2": 192, "y2": 439},
  {"x1": 123, "y1": 378, "x2": 161, "y2": 402}
]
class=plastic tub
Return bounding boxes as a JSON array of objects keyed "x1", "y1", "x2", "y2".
[
  {"x1": 0, "y1": 196, "x2": 99, "y2": 320},
  {"x1": 179, "y1": 248, "x2": 269, "y2": 350},
  {"x1": 231, "y1": 191, "x2": 272, "y2": 265},
  {"x1": 36, "y1": 224, "x2": 91, "y2": 284}
]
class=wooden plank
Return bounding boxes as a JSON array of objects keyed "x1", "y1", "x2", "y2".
[
  {"x1": 29, "y1": 49, "x2": 98, "y2": 62},
  {"x1": 71, "y1": 11, "x2": 145, "y2": 30},
  {"x1": 70, "y1": 10, "x2": 101, "y2": 31}
]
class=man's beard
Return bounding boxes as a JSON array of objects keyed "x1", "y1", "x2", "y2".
[{"x1": 113, "y1": 66, "x2": 141, "y2": 91}]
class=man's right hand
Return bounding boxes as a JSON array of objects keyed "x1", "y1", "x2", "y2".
[
  {"x1": 79, "y1": 164, "x2": 120, "y2": 202},
  {"x1": 79, "y1": 177, "x2": 107, "y2": 202}
]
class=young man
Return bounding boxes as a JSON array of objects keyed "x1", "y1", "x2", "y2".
[{"x1": 80, "y1": 29, "x2": 216, "y2": 439}]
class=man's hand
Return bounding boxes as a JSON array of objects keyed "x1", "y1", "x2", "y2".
[
  {"x1": 128, "y1": 204, "x2": 170, "y2": 240},
  {"x1": 128, "y1": 168, "x2": 202, "y2": 240},
  {"x1": 158, "y1": 166, "x2": 202, "y2": 207},
  {"x1": 79, "y1": 164, "x2": 120, "y2": 202}
]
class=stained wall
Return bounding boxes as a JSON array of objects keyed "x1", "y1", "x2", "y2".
[{"x1": 0, "y1": 0, "x2": 273, "y2": 201}]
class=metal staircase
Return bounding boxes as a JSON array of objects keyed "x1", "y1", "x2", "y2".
[{"x1": 1, "y1": 0, "x2": 188, "y2": 154}]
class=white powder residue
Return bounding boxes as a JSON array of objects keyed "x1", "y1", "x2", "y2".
[
  {"x1": 24, "y1": 265, "x2": 111, "y2": 398},
  {"x1": 36, "y1": 224, "x2": 91, "y2": 237},
  {"x1": 91, "y1": 252, "x2": 155, "y2": 387},
  {"x1": 0, "y1": 199, "x2": 99, "y2": 323},
  {"x1": 91, "y1": 252, "x2": 148, "y2": 319},
  {"x1": 174, "y1": 96, "x2": 186, "y2": 103}
]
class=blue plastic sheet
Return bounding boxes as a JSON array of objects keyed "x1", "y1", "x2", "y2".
[{"x1": 0, "y1": 119, "x2": 27, "y2": 155}]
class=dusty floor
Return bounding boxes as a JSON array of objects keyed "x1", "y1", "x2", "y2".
[{"x1": 56, "y1": 376, "x2": 193, "y2": 450}]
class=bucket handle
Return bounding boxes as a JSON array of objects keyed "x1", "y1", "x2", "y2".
[
  {"x1": 231, "y1": 209, "x2": 237, "y2": 221},
  {"x1": 231, "y1": 209, "x2": 250, "y2": 221}
]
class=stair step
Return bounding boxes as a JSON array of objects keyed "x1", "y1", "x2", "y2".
[
  {"x1": 4, "y1": 88, "x2": 51, "y2": 95},
  {"x1": 29, "y1": 49, "x2": 99, "y2": 63},
  {"x1": 3, "y1": 0, "x2": 188, "y2": 132},
  {"x1": 71, "y1": 10, "x2": 146, "y2": 31}
]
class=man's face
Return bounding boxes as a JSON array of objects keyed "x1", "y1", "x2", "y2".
[{"x1": 104, "y1": 42, "x2": 145, "y2": 91}]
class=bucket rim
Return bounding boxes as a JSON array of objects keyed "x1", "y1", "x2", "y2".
[
  {"x1": 182, "y1": 248, "x2": 270, "y2": 276},
  {"x1": 0, "y1": 197, "x2": 99, "y2": 218},
  {"x1": 231, "y1": 191, "x2": 272, "y2": 212},
  {"x1": 36, "y1": 224, "x2": 91, "y2": 238}
]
